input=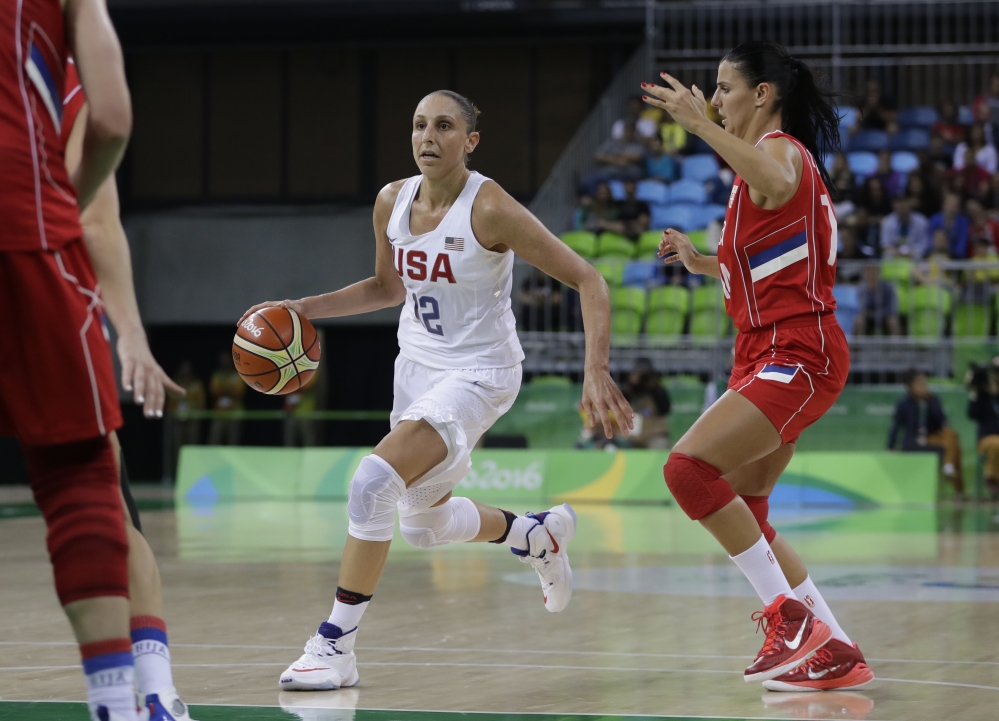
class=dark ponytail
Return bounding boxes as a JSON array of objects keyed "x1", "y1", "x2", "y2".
[{"x1": 723, "y1": 41, "x2": 841, "y2": 193}]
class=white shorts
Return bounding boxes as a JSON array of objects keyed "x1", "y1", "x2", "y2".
[{"x1": 391, "y1": 354, "x2": 521, "y2": 512}]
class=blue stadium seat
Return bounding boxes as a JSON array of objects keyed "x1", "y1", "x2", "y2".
[
  {"x1": 694, "y1": 204, "x2": 727, "y2": 227},
  {"x1": 681, "y1": 154, "x2": 720, "y2": 182},
  {"x1": 889, "y1": 128, "x2": 930, "y2": 151},
  {"x1": 622, "y1": 261, "x2": 661, "y2": 288},
  {"x1": 833, "y1": 285, "x2": 859, "y2": 340},
  {"x1": 650, "y1": 203, "x2": 701, "y2": 232},
  {"x1": 608, "y1": 180, "x2": 626, "y2": 201},
  {"x1": 958, "y1": 105, "x2": 974, "y2": 125},
  {"x1": 668, "y1": 179, "x2": 707, "y2": 205},
  {"x1": 837, "y1": 106, "x2": 858, "y2": 129},
  {"x1": 891, "y1": 151, "x2": 919, "y2": 174},
  {"x1": 896, "y1": 106, "x2": 938, "y2": 128},
  {"x1": 636, "y1": 179, "x2": 669, "y2": 205},
  {"x1": 687, "y1": 136, "x2": 713, "y2": 155},
  {"x1": 849, "y1": 130, "x2": 889, "y2": 152},
  {"x1": 847, "y1": 151, "x2": 878, "y2": 179}
]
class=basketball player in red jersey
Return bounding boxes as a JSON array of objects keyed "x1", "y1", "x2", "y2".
[
  {"x1": 642, "y1": 41, "x2": 874, "y2": 691},
  {"x1": 0, "y1": 1, "x2": 142, "y2": 719},
  {"x1": 62, "y1": 59, "x2": 198, "y2": 721}
]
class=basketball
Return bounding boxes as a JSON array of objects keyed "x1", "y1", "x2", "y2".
[{"x1": 232, "y1": 306, "x2": 321, "y2": 395}]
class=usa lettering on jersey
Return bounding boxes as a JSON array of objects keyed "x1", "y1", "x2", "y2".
[{"x1": 395, "y1": 247, "x2": 456, "y2": 284}]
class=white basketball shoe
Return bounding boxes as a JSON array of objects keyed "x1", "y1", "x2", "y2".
[
  {"x1": 279, "y1": 623, "x2": 360, "y2": 691},
  {"x1": 144, "y1": 686, "x2": 198, "y2": 721},
  {"x1": 516, "y1": 503, "x2": 577, "y2": 613}
]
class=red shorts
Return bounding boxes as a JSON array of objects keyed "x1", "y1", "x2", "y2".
[
  {"x1": 0, "y1": 240, "x2": 122, "y2": 446},
  {"x1": 728, "y1": 312, "x2": 849, "y2": 444}
]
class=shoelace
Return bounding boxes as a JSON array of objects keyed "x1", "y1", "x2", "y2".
[
  {"x1": 751, "y1": 607, "x2": 788, "y2": 655},
  {"x1": 802, "y1": 647, "x2": 834, "y2": 670},
  {"x1": 304, "y1": 634, "x2": 340, "y2": 658}
]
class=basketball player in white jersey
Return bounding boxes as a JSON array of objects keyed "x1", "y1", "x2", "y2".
[{"x1": 241, "y1": 89, "x2": 633, "y2": 691}]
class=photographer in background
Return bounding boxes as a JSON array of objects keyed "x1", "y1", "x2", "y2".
[
  {"x1": 888, "y1": 369, "x2": 965, "y2": 499},
  {"x1": 966, "y1": 360, "x2": 999, "y2": 500}
]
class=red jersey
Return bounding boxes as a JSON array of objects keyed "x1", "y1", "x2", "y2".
[
  {"x1": 61, "y1": 56, "x2": 85, "y2": 142},
  {"x1": 0, "y1": 0, "x2": 81, "y2": 252},
  {"x1": 717, "y1": 131, "x2": 838, "y2": 332}
]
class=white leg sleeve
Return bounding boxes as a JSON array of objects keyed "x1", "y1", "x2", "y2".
[
  {"x1": 398, "y1": 496, "x2": 481, "y2": 549},
  {"x1": 347, "y1": 454, "x2": 406, "y2": 542}
]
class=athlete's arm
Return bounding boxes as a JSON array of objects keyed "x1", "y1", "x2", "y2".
[
  {"x1": 643, "y1": 74, "x2": 801, "y2": 207},
  {"x1": 63, "y1": 0, "x2": 131, "y2": 210},
  {"x1": 239, "y1": 182, "x2": 407, "y2": 324},
  {"x1": 657, "y1": 229, "x2": 722, "y2": 278},
  {"x1": 64, "y1": 106, "x2": 184, "y2": 418},
  {"x1": 472, "y1": 182, "x2": 633, "y2": 439}
]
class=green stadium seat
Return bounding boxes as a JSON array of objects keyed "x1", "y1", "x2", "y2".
[
  {"x1": 638, "y1": 230, "x2": 664, "y2": 258},
  {"x1": 594, "y1": 260, "x2": 624, "y2": 287},
  {"x1": 612, "y1": 286, "x2": 647, "y2": 315},
  {"x1": 648, "y1": 286, "x2": 691, "y2": 314},
  {"x1": 688, "y1": 229, "x2": 710, "y2": 254},
  {"x1": 560, "y1": 231, "x2": 597, "y2": 258},
  {"x1": 688, "y1": 283, "x2": 728, "y2": 337},
  {"x1": 611, "y1": 310, "x2": 643, "y2": 335},
  {"x1": 881, "y1": 258, "x2": 914, "y2": 285},
  {"x1": 598, "y1": 232, "x2": 636, "y2": 258},
  {"x1": 895, "y1": 283, "x2": 910, "y2": 316},
  {"x1": 692, "y1": 283, "x2": 725, "y2": 311},
  {"x1": 646, "y1": 309, "x2": 685, "y2": 336},
  {"x1": 528, "y1": 375, "x2": 573, "y2": 387},
  {"x1": 909, "y1": 285, "x2": 951, "y2": 337},
  {"x1": 953, "y1": 303, "x2": 991, "y2": 337}
]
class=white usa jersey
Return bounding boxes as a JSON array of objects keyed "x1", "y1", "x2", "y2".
[{"x1": 388, "y1": 171, "x2": 524, "y2": 370}]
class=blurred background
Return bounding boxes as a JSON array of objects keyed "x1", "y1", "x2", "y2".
[{"x1": 5, "y1": 0, "x2": 999, "y2": 503}]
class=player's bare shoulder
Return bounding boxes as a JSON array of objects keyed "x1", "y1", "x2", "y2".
[
  {"x1": 373, "y1": 180, "x2": 409, "y2": 234},
  {"x1": 470, "y1": 179, "x2": 524, "y2": 251}
]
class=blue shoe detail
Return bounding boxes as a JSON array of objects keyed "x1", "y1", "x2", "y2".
[
  {"x1": 510, "y1": 546, "x2": 530, "y2": 557},
  {"x1": 146, "y1": 694, "x2": 177, "y2": 721},
  {"x1": 96, "y1": 708, "x2": 110, "y2": 721},
  {"x1": 318, "y1": 622, "x2": 355, "y2": 640}
]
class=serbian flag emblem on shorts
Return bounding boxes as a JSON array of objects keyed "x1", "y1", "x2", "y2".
[{"x1": 757, "y1": 364, "x2": 800, "y2": 384}]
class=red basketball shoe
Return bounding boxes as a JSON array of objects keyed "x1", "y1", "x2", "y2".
[
  {"x1": 763, "y1": 639, "x2": 874, "y2": 691},
  {"x1": 744, "y1": 595, "x2": 832, "y2": 683}
]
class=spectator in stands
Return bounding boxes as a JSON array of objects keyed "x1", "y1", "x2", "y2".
[
  {"x1": 905, "y1": 173, "x2": 942, "y2": 217},
  {"x1": 986, "y1": 172, "x2": 999, "y2": 212},
  {"x1": 167, "y1": 360, "x2": 205, "y2": 473},
  {"x1": 912, "y1": 229, "x2": 955, "y2": 287},
  {"x1": 874, "y1": 149, "x2": 905, "y2": 198},
  {"x1": 948, "y1": 147, "x2": 993, "y2": 205},
  {"x1": 929, "y1": 192, "x2": 971, "y2": 257},
  {"x1": 594, "y1": 120, "x2": 646, "y2": 180},
  {"x1": 577, "y1": 182, "x2": 618, "y2": 233},
  {"x1": 519, "y1": 269, "x2": 565, "y2": 332},
  {"x1": 208, "y1": 350, "x2": 245, "y2": 446},
  {"x1": 881, "y1": 195, "x2": 930, "y2": 258},
  {"x1": 658, "y1": 108, "x2": 688, "y2": 155},
  {"x1": 610, "y1": 180, "x2": 650, "y2": 240},
  {"x1": 967, "y1": 236, "x2": 999, "y2": 287},
  {"x1": 836, "y1": 224, "x2": 866, "y2": 283},
  {"x1": 645, "y1": 135, "x2": 677, "y2": 182},
  {"x1": 613, "y1": 95, "x2": 659, "y2": 142},
  {"x1": 953, "y1": 122, "x2": 998, "y2": 175},
  {"x1": 829, "y1": 152, "x2": 855, "y2": 215},
  {"x1": 934, "y1": 100, "x2": 967, "y2": 146},
  {"x1": 974, "y1": 74, "x2": 999, "y2": 146},
  {"x1": 967, "y1": 198, "x2": 999, "y2": 253},
  {"x1": 853, "y1": 78, "x2": 894, "y2": 131},
  {"x1": 851, "y1": 206, "x2": 883, "y2": 257},
  {"x1": 926, "y1": 131, "x2": 954, "y2": 171},
  {"x1": 966, "y1": 361, "x2": 999, "y2": 500},
  {"x1": 856, "y1": 176, "x2": 893, "y2": 220},
  {"x1": 621, "y1": 358, "x2": 671, "y2": 449},
  {"x1": 855, "y1": 263, "x2": 901, "y2": 336},
  {"x1": 889, "y1": 369, "x2": 965, "y2": 499}
]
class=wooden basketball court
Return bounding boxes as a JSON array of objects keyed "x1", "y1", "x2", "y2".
[{"x1": 1, "y1": 487, "x2": 997, "y2": 721}]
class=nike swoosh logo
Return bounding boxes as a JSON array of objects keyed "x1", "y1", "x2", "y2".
[
  {"x1": 547, "y1": 530, "x2": 559, "y2": 554},
  {"x1": 785, "y1": 622, "x2": 807, "y2": 650},
  {"x1": 807, "y1": 667, "x2": 831, "y2": 680},
  {"x1": 293, "y1": 667, "x2": 331, "y2": 672}
]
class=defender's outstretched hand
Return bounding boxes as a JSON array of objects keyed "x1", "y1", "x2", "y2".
[
  {"x1": 657, "y1": 228, "x2": 699, "y2": 268},
  {"x1": 641, "y1": 72, "x2": 710, "y2": 133},
  {"x1": 582, "y1": 368, "x2": 634, "y2": 439},
  {"x1": 118, "y1": 332, "x2": 185, "y2": 418}
]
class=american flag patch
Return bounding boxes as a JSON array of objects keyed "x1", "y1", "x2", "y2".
[{"x1": 445, "y1": 236, "x2": 465, "y2": 251}]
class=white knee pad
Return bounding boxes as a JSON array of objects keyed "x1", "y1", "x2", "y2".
[
  {"x1": 347, "y1": 455, "x2": 406, "y2": 542},
  {"x1": 398, "y1": 496, "x2": 481, "y2": 549}
]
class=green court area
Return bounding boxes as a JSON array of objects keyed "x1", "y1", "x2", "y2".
[{"x1": 0, "y1": 703, "x2": 753, "y2": 721}]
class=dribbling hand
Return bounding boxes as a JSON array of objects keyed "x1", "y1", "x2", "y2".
[
  {"x1": 582, "y1": 368, "x2": 634, "y2": 439},
  {"x1": 657, "y1": 228, "x2": 699, "y2": 270},
  {"x1": 238, "y1": 299, "x2": 304, "y2": 327}
]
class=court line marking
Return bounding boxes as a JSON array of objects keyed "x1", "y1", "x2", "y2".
[
  {"x1": 1, "y1": 641, "x2": 996, "y2": 667},
  {"x1": 0, "y1": 660, "x2": 996, "y2": 692}
]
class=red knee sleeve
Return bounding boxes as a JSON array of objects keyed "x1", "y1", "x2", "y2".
[
  {"x1": 663, "y1": 453, "x2": 736, "y2": 520},
  {"x1": 741, "y1": 494, "x2": 777, "y2": 543},
  {"x1": 23, "y1": 437, "x2": 129, "y2": 605}
]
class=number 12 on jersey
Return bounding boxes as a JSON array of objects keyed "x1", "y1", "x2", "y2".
[{"x1": 412, "y1": 293, "x2": 444, "y2": 336}]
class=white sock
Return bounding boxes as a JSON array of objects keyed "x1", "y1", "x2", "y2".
[
  {"x1": 501, "y1": 515, "x2": 538, "y2": 553},
  {"x1": 131, "y1": 618, "x2": 174, "y2": 696},
  {"x1": 793, "y1": 576, "x2": 852, "y2": 645},
  {"x1": 84, "y1": 652, "x2": 137, "y2": 720},
  {"x1": 730, "y1": 535, "x2": 796, "y2": 606},
  {"x1": 327, "y1": 587, "x2": 371, "y2": 632}
]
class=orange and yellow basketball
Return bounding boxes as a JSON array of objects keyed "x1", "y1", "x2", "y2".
[{"x1": 232, "y1": 307, "x2": 321, "y2": 395}]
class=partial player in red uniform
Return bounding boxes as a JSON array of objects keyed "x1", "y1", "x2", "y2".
[
  {"x1": 62, "y1": 58, "x2": 198, "y2": 721},
  {"x1": 642, "y1": 41, "x2": 873, "y2": 691},
  {"x1": 0, "y1": 1, "x2": 138, "y2": 719}
]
